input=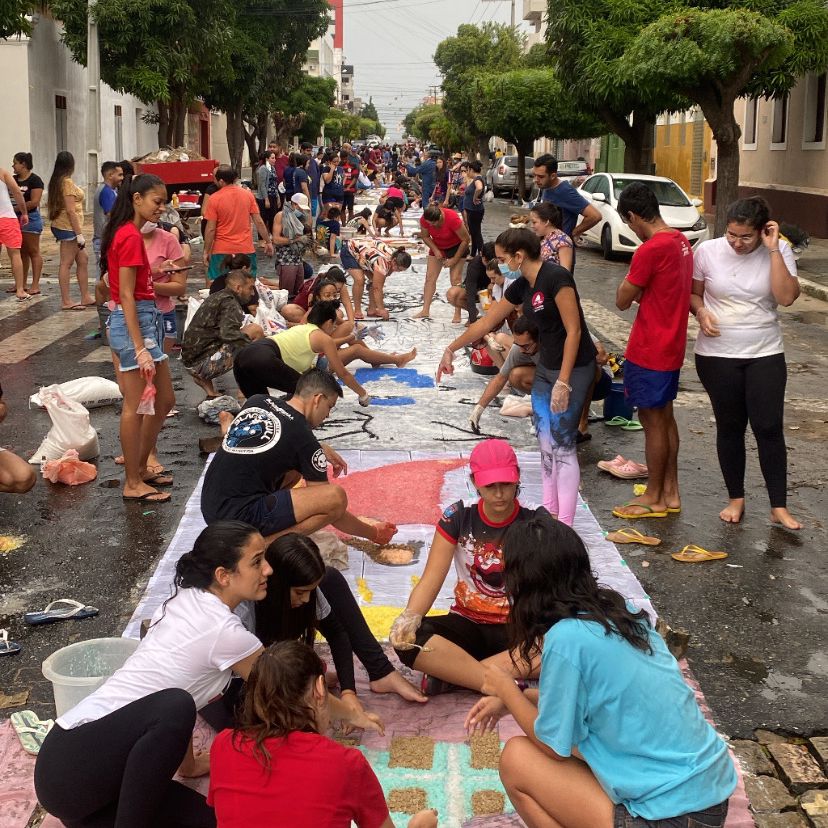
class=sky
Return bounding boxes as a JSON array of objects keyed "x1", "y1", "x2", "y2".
[{"x1": 342, "y1": 0, "x2": 526, "y2": 142}]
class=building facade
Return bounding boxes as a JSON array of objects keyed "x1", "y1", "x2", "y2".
[{"x1": 653, "y1": 108, "x2": 714, "y2": 201}]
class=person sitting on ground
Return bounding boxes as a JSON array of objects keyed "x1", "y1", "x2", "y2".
[
  {"x1": 390, "y1": 440, "x2": 544, "y2": 696},
  {"x1": 208, "y1": 641, "x2": 437, "y2": 828},
  {"x1": 182, "y1": 269, "x2": 264, "y2": 398},
  {"x1": 0, "y1": 382, "x2": 36, "y2": 494},
  {"x1": 315, "y1": 204, "x2": 342, "y2": 258},
  {"x1": 200, "y1": 368, "x2": 397, "y2": 547},
  {"x1": 281, "y1": 266, "x2": 354, "y2": 326},
  {"x1": 237, "y1": 534, "x2": 426, "y2": 709},
  {"x1": 469, "y1": 316, "x2": 539, "y2": 433},
  {"x1": 446, "y1": 241, "x2": 496, "y2": 326},
  {"x1": 480, "y1": 257, "x2": 519, "y2": 368},
  {"x1": 530, "y1": 201, "x2": 573, "y2": 271},
  {"x1": 345, "y1": 207, "x2": 374, "y2": 236},
  {"x1": 340, "y1": 237, "x2": 412, "y2": 320},
  {"x1": 301, "y1": 277, "x2": 355, "y2": 343},
  {"x1": 415, "y1": 203, "x2": 471, "y2": 322},
  {"x1": 466, "y1": 513, "x2": 737, "y2": 828},
  {"x1": 232, "y1": 301, "x2": 415, "y2": 399}
]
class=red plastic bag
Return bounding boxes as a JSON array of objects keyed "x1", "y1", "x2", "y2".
[
  {"x1": 42, "y1": 449, "x2": 98, "y2": 485},
  {"x1": 136, "y1": 381, "x2": 156, "y2": 415}
]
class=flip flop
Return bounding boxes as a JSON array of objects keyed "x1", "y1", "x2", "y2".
[
  {"x1": 666, "y1": 506, "x2": 682, "y2": 514},
  {"x1": 612, "y1": 502, "x2": 669, "y2": 519},
  {"x1": 24, "y1": 598, "x2": 99, "y2": 625},
  {"x1": 10, "y1": 710, "x2": 54, "y2": 755},
  {"x1": 597, "y1": 455, "x2": 628, "y2": 472},
  {"x1": 61, "y1": 304, "x2": 85, "y2": 311},
  {"x1": 605, "y1": 416, "x2": 631, "y2": 427},
  {"x1": 621, "y1": 419, "x2": 644, "y2": 431},
  {"x1": 17, "y1": 294, "x2": 31, "y2": 302},
  {"x1": 607, "y1": 460, "x2": 648, "y2": 480},
  {"x1": 143, "y1": 472, "x2": 173, "y2": 487},
  {"x1": 0, "y1": 628, "x2": 21, "y2": 656},
  {"x1": 605, "y1": 528, "x2": 662, "y2": 546},
  {"x1": 671, "y1": 544, "x2": 728, "y2": 563},
  {"x1": 123, "y1": 490, "x2": 172, "y2": 503},
  {"x1": 28, "y1": 290, "x2": 41, "y2": 296}
]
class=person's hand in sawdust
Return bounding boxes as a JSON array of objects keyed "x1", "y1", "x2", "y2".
[
  {"x1": 346, "y1": 707, "x2": 385, "y2": 737},
  {"x1": 408, "y1": 809, "x2": 439, "y2": 828},
  {"x1": 465, "y1": 695, "x2": 507, "y2": 735}
]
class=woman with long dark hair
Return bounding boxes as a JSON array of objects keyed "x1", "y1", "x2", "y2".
[
  {"x1": 47, "y1": 150, "x2": 93, "y2": 309},
  {"x1": 462, "y1": 160, "x2": 486, "y2": 258},
  {"x1": 466, "y1": 513, "x2": 737, "y2": 828},
  {"x1": 208, "y1": 641, "x2": 437, "y2": 828},
  {"x1": 35, "y1": 521, "x2": 271, "y2": 828},
  {"x1": 692, "y1": 197, "x2": 801, "y2": 529},
  {"x1": 100, "y1": 173, "x2": 176, "y2": 503},
  {"x1": 12, "y1": 152, "x2": 44, "y2": 294},
  {"x1": 431, "y1": 155, "x2": 450, "y2": 206}
]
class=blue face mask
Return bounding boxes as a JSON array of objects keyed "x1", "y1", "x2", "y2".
[{"x1": 499, "y1": 261, "x2": 521, "y2": 279}]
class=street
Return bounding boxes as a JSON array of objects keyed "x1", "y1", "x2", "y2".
[{"x1": 1, "y1": 196, "x2": 827, "y2": 748}]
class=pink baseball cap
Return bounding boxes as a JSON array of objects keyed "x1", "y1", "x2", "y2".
[{"x1": 469, "y1": 439, "x2": 519, "y2": 487}]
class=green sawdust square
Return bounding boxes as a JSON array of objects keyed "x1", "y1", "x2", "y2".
[
  {"x1": 470, "y1": 731, "x2": 501, "y2": 769},
  {"x1": 389, "y1": 735, "x2": 435, "y2": 769},
  {"x1": 388, "y1": 788, "x2": 428, "y2": 813},
  {"x1": 472, "y1": 790, "x2": 506, "y2": 816}
]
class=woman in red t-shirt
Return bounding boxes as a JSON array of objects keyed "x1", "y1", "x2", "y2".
[
  {"x1": 100, "y1": 173, "x2": 175, "y2": 504},
  {"x1": 415, "y1": 203, "x2": 471, "y2": 322},
  {"x1": 209, "y1": 640, "x2": 438, "y2": 828}
]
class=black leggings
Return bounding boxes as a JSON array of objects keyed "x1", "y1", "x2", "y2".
[
  {"x1": 320, "y1": 566, "x2": 394, "y2": 688},
  {"x1": 695, "y1": 352, "x2": 788, "y2": 507},
  {"x1": 465, "y1": 210, "x2": 485, "y2": 257},
  {"x1": 34, "y1": 689, "x2": 215, "y2": 828},
  {"x1": 233, "y1": 338, "x2": 301, "y2": 398},
  {"x1": 464, "y1": 262, "x2": 490, "y2": 324}
]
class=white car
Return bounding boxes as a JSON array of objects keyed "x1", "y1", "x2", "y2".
[{"x1": 576, "y1": 173, "x2": 709, "y2": 259}]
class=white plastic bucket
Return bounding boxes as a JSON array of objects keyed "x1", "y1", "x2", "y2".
[{"x1": 42, "y1": 637, "x2": 140, "y2": 718}]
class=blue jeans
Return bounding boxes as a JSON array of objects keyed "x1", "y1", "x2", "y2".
[{"x1": 613, "y1": 800, "x2": 728, "y2": 827}]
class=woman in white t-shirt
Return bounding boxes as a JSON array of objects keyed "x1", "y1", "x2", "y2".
[
  {"x1": 34, "y1": 521, "x2": 270, "y2": 827},
  {"x1": 691, "y1": 197, "x2": 801, "y2": 529}
]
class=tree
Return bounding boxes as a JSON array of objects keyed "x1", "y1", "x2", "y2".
[
  {"x1": 434, "y1": 23, "x2": 525, "y2": 167},
  {"x1": 1, "y1": 0, "x2": 36, "y2": 38},
  {"x1": 620, "y1": 3, "x2": 828, "y2": 232},
  {"x1": 473, "y1": 69, "x2": 604, "y2": 198},
  {"x1": 544, "y1": 0, "x2": 687, "y2": 176},
  {"x1": 52, "y1": 0, "x2": 235, "y2": 146},
  {"x1": 361, "y1": 98, "x2": 379, "y2": 122},
  {"x1": 265, "y1": 75, "x2": 337, "y2": 146}
]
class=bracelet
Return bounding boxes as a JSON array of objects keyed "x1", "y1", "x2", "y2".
[
  {"x1": 555, "y1": 380, "x2": 572, "y2": 392},
  {"x1": 340, "y1": 689, "x2": 357, "y2": 696},
  {"x1": 769, "y1": 248, "x2": 780, "y2": 254},
  {"x1": 135, "y1": 347, "x2": 148, "y2": 359}
]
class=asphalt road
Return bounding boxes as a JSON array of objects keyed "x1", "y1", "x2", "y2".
[{"x1": 1, "y1": 198, "x2": 827, "y2": 738}]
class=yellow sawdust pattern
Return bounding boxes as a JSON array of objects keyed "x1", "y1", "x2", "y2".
[
  {"x1": 388, "y1": 788, "x2": 428, "y2": 814},
  {"x1": 389, "y1": 735, "x2": 434, "y2": 769}
]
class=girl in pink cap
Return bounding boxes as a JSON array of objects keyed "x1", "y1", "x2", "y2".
[{"x1": 390, "y1": 439, "x2": 546, "y2": 696}]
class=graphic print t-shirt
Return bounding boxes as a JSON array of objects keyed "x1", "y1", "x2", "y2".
[
  {"x1": 201, "y1": 395, "x2": 329, "y2": 523},
  {"x1": 437, "y1": 500, "x2": 540, "y2": 624}
]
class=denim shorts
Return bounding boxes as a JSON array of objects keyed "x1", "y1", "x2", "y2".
[
  {"x1": 162, "y1": 309, "x2": 177, "y2": 339},
  {"x1": 22, "y1": 210, "x2": 43, "y2": 235},
  {"x1": 624, "y1": 359, "x2": 680, "y2": 410},
  {"x1": 51, "y1": 226, "x2": 77, "y2": 242},
  {"x1": 108, "y1": 301, "x2": 168, "y2": 371},
  {"x1": 340, "y1": 245, "x2": 360, "y2": 271},
  {"x1": 613, "y1": 799, "x2": 728, "y2": 828},
  {"x1": 237, "y1": 489, "x2": 296, "y2": 536}
]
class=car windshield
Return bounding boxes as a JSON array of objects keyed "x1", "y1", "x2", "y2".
[{"x1": 612, "y1": 178, "x2": 690, "y2": 207}]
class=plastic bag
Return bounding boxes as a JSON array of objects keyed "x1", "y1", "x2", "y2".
[
  {"x1": 29, "y1": 377, "x2": 122, "y2": 410},
  {"x1": 500, "y1": 394, "x2": 533, "y2": 418},
  {"x1": 183, "y1": 296, "x2": 203, "y2": 333},
  {"x1": 29, "y1": 387, "x2": 99, "y2": 464},
  {"x1": 136, "y1": 381, "x2": 156, "y2": 415},
  {"x1": 253, "y1": 280, "x2": 288, "y2": 335},
  {"x1": 42, "y1": 449, "x2": 98, "y2": 485}
]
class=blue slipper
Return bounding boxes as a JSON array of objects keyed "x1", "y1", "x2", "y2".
[
  {"x1": 24, "y1": 598, "x2": 99, "y2": 626},
  {"x1": 0, "y1": 628, "x2": 21, "y2": 655}
]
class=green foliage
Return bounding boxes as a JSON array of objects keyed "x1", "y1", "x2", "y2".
[
  {"x1": 0, "y1": 0, "x2": 36, "y2": 38},
  {"x1": 266, "y1": 75, "x2": 337, "y2": 143},
  {"x1": 473, "y1": 68, "x2": 604, "y2": 150},
  {"x1": 360, "y1": 98, "x2": 379, "y2": 122}
]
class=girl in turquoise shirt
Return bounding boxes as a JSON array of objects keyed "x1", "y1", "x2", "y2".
[{"x1": 466, "y1": 513, "x2": 737, "y2": 828}]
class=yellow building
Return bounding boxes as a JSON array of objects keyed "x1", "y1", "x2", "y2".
[{"x1": 653, "y1": 108, "x2": 713, "y2": 201}]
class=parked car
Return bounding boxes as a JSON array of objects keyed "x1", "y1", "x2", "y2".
[
  {"x1": 486, "y1": 155, "x2": 535, "y2": 197},
  {"x1": 556, "y1": 159, "x2": 591, "y2": 188},
  {"x1": 577, "y1": 172, "x2": 709, "y2": 259}
]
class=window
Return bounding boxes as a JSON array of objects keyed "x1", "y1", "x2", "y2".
[
  {"x1": 114, "y1": 105, "x2": 123, "y2": 160},
  {"x1": 55, "y1": 94, "x2": 67, "y2": 153},
  {"x1": 743, "y1": 97, "x2": 758, "y2": 148},
  {"x1": 593, "y1": 175, "x2": 611, "y2": 201},
  {"x1": 580, "y1": 175, "x2": 599, "y2": 194},
  {"x1": 611, "y1": 177, "x2": 690, "y2": 207},
  {"x1": 770, "y1": 94, "x2": 789, "y2": 148},
  {"x1": 803, "y1": 72, "x2": 827, "y2": 149}
]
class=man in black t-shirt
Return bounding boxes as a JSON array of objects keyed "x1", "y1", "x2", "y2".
[{"x1": 201, "y1": 368, "x2": 395, "y2": 544}]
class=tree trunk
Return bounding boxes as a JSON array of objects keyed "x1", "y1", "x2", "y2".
[
  {"x1": 226, "y1": 104, "x2": 245, "y2": 175},
  {"x1": 157, "y1": 101, "x2": 170, "y2": 148},
  {"x1": 477, "y1": 134, "x2": 491, "y2": 175},
  {"x1": 243, "y1": 124, "x2": 258, "y2": 167},
  {"x1": 599, "y1": 107, "x2": 654, "y2": 174},
  {"x1": 698, "y1": 95, "x2": 741, "y2": 236},
  {"x1": 515, "y1": 140, "x2": 532, "y2": 202},
  {"x1": 173, "y1": 100, "x2": 186, "y2": 148}
]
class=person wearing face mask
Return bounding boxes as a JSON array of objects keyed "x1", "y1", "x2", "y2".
[
  {"x1": 142, "y1": 221, "x2": 189, "y2": 354},
  {"x1": 691, "y1": 197, "x2": 801, "y2": 530},
  {"x1": 437, "y1": 228, "x2": 596, "y2": 527},
  {"x1": 271, "y1": 193, "x2": 311, "y2": 298},
  {"x1": 182, "y1": 269, "x2": 264, "y2": 399}
]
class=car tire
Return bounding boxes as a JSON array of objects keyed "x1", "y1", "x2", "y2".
[{"x1": 601, "y1": 225, "x2": 616, "y2": 261}]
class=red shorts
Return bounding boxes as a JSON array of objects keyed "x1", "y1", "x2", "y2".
[{"x1": 0, "y1": 217, "x2": 22, "y2": 248}]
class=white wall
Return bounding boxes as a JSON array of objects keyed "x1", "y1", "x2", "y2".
[{"x1": 0, "y1": 37, "x2": 32, "y2": 170}]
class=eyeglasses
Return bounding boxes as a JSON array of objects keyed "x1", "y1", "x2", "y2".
[{"x1": 725, "y1": 230, "x2": 758, "y2": 242}]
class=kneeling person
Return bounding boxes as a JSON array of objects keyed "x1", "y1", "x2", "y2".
[
  {"x1": 201, "y1": 368, "x2": 394, "y2": 546},
  {"x1": 391, "y1": 439, "x2": 545, "y2": 695}
]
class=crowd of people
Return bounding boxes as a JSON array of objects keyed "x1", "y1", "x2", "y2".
[{"x1": 0, "y1": 138, "x2": 805, "y2": 827}]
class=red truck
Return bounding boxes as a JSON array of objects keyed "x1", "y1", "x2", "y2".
[{"x1": 134, "y1": 159, "x2": 219, "y2": 199}]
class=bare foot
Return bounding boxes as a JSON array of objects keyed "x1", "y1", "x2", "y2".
[
  {"x1": 770, "y1": 507, "x2": 801, "y2": 530},
  {"x1": 612, "y1": 497, "x2": 668, "y2": 519},
  {"x1": 370, "y1": 671, "x2": 428, "y2": 703},
  {"x1": 451, "y1": 313, "x2": 462, "y2": 324},
  {"x1": 218, "y1": 410, "x2": 235, "y2": 436},
  {"x1": 122, "y1": 482, "x2": 170, "y2": 502},
  {"x1": 411, "y1": 309, "x2": 430, "y2": 319},
  {"x1": 192, "y1": 374, "x2": 217, "y2": 397},
  {"x1": 719, "y1": 498, "x2": 744, "y2": 524},
  {"x1": 395, "y1": 348, "x2": 417, "y2": 368}
]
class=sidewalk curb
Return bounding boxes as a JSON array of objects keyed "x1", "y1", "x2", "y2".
[{"x1": 798, "y1": 274, "x2": 828, "y2": 302}]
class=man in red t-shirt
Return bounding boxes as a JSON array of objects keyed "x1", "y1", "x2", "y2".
[
  {"x1": 339, "y1": 150, "x2": 358, "y2": 222},
  {"x1": 614, "y1": 182, "x2": 693, "y2": 520},
  {"x1": 415, "y1": 203, "x2": 471, "y2": 320}
]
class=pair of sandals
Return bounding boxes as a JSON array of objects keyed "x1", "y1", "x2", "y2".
[
  {"x1": 604, "y1": 531, "x2": 728, "y2": 564},
  {"x1": 605, "y1": 415, "x2": 643, "y2": 431},
  {"x1": 0, "y1": 599, "x2": 100, "y2": 658}
]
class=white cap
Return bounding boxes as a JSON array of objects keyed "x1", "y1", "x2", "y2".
[{"x1": 291, "y1": 193, "x2": 311, "y2": 211}]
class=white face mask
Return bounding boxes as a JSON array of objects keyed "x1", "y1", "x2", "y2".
[{"x1": 140, "y1": 221, "x2": 158, "y2": 234}]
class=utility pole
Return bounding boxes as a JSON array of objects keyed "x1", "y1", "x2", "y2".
[
  {"x1": 85, "y1": 0, "x2": 101, "y2": 211},
  {"x1": 482, "y1": 0, "x2": 515, "y2": 28}
]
